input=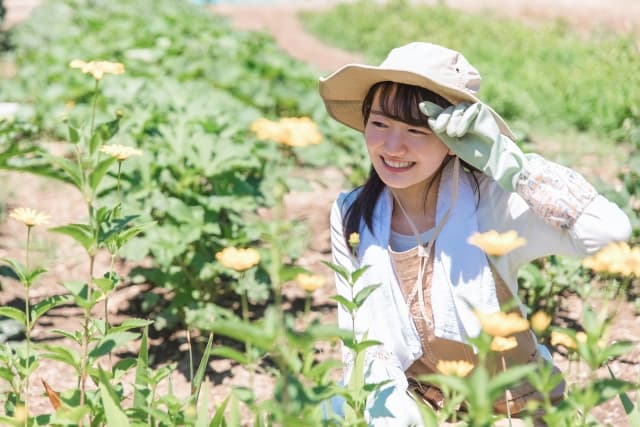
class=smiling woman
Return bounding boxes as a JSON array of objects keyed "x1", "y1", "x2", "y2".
[{"x1": 318, "y1": 41, "x2": 631, "y2": 426}]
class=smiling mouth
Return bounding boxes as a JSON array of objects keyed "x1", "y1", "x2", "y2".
[{"x1": 382, "y1": 157, "x2": 415, "y2": 169}]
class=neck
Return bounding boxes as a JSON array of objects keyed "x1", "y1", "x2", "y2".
[{"x1": 391, "y1": 173, "x2": 441, "y2": 234}]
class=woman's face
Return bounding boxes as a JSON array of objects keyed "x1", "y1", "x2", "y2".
[{"x1": 364, "y1": 89, "x2": 451, "y2": 192}]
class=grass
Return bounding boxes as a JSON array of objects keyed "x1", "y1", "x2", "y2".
[{"x1": 300, "y1": 0, "x2": 640, "y2": 148}]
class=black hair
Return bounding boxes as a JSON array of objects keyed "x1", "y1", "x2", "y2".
[{"x1": 343, "y1": 81, "x2": 480, "y2": 245}]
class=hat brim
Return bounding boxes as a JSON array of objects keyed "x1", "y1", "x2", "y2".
[{"x1": 319, "y1": 64, "x2": 515, "y2": 140}]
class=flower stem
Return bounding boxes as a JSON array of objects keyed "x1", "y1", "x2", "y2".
[
  {"x1": 90, "y1": 79, "x2": 100, "y2": 135},
  {"x1": 240, "y1": 289, "x2": 255, "y2": 389},
  {"x1": 501, "y1": 355, "x2": 512, "y2": 425},
  {"x1": 79, "y1": 254, "x2": 95, "y2": 418},
  {"x1": 23, "y1": 226, "x2": 32, "y2": 426},
  {"x1": 187, "y1": 329, "x2": 194, "y2": 384}
]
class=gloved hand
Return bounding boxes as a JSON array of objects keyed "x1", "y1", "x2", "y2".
[{"x1": 419, "y1": 101, "x2": 526, "y2": 192}]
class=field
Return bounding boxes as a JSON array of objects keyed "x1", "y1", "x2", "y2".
[{"x1": 0, "y1": 0, "x2": 639, "y2": 425}]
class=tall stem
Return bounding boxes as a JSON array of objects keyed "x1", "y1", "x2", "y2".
[
  {"x1": 116, "y1": 161, "x2": 122, "y2": 207},
  {"x1": 501, "y1": 355, "x2": 512, "y2": 425},
  {"x1": 23, "y1": 226, "x2": 32, "y2": 425},
  {"x1": 241, "y1": 289, "x2": 255, "y2": 389},
  {"x1": 269, "y1": 180, "x2": 288, "y2": 413},
  {"x1": 90, "y1": 79, "x2": 100, "y2": 135},
  {"x1": 79, "y1": 254, "x2": 95, "y2": 415}
]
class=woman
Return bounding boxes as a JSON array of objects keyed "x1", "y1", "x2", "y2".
[{"x1": 319, "y1": 42, "x2": 631, "y2": 425}]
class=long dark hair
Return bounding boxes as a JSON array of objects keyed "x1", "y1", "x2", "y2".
[{"x1": 343, "y1": 81, "x2": 480, "y2": 244}]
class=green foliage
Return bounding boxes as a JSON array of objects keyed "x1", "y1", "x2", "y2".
[
  {"x1": 301, "y1": 0, "x2": 640, "y2": 143},
  {"x1": 0, "y1": 0, "x2": 368, "y2": 328}
]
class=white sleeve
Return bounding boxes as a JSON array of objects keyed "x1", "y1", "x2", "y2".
[
  {"x1": 479, "y1": 154, "x2": 631, "y2": 277},
  {"x1": 329, "y1": 197, "x2": 424, "y2": 426}
]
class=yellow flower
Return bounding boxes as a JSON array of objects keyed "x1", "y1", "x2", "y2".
[
  {"x1": 474, "y1": 310, "x2": 530, "y2": 337},
  {"x1": 9, "y1": 207, "x2": 51, "y2": 227},
  {"x1": 530, "y1": 311, "x2": 552, "y2": 335},
  {"x1": 296, "y1": 273, "x2": 326, "y2": 293},
  {"x1": 69, "y1": 59, "x2": 125, "y2": 80},
  {"x1": 250, "y1": 116, "x2": 322, "y2": 147},
  {"x1": 13, "y1": 404, "x2": 27, "y2": 423},
  {"x1": 550, "y1": 331, "x2": 577, "y2": 350},
  {"x1": 215, "y1": 247, "x2": 260, "y2": 272},
  {"x1": 467, "y1": 230, "x2": 526, "y2": 256},
  {"x1": 348, "y1": 232, "x2": 360, "y2": 249},
  {"x1": 436, "y1": 360, "x2": 474, "y2": 377},
  {"x1": 490, "y1": 336, "x2": 518, "y2": 352},
  {"x1": 582, "y1": 242, "x2": 640, "y2": 277},
  {"x1": 99, "y1": 144, "x2": 143, "y2": 161}
]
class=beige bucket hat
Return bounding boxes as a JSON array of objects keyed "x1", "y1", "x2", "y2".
[{"x1": 319, "y1": 42, "x2": 515, "y2": 140}]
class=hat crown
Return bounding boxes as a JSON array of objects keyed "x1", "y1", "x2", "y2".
[{"x1": 380, "y1": 42, "x2": 481, "y2": 95}]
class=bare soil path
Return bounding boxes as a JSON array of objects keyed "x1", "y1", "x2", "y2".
[{"x1": 1, "y1": 0, "x2": 639, "y2": 425}]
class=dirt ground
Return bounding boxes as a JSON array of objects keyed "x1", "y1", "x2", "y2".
[{"x1": 1, "y1": 0, "x2": 639, "y2": 425}]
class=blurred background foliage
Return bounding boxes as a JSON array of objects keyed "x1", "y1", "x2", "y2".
[{"x1": 1, "y1": 0, "x2": 638, "y2": 329}]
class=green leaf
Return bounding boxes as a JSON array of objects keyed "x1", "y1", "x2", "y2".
[
  {"x1": 208, "y1": 318, "x2": 273, "y2": 350},
  {"x1": 89, "y1": 331, "x2": 139, "y2": 358},
  {"x1": 489, "y1": 364, "x2": 537, "y2": 397},
  {"x1": 0, "y1": 307, "x2": 26, "y2": 326},
  {"x1": 96, "y1": 117, "x2": 121, "y2": 144},
  {"x1": 49, "y1": 224, "x2": 96, "y2": 254},
  {"x1": 0, "y1": 366, "x2": 15, "y2": 384},
  {"x1": 109, "y1": 318, "x2": 152, "y2": 333},
  {"x1": 1, "y1": 258, "x2": 28, "y2": 284},
  {"x1": 89, "y1": 156, "x2": 117, "y2": 193},
  {"x1": 41, "y1": 344, "x2": 80, "y2": 373},
  {"x1": 350, "y1": 265, "x2": 371, "y2": 285},
  {"x1": 44, "y1": 153, "x2": 83, "y2": 190},
  {"x1": 30, "y1": 294, "x2": 71, "y2": 324},
  {"x1": 343, "y1": 339, "x2": 381, "y2": 353},
  {"x1": 89, "y1": 132, "x2": 101, "y2": 157},
  {"x1": 25, "y1": 266, "x2": 48, "y2": 287},
  {"x1": 196, "y1": 378, "x2": 211, "y2": 427},
  {"x1": 113, "y1": 358, "x2": 137, "y2": 381},
  {"x1": 192, "y1": 332, "x2": 214, "y2": 399},
  {"x1": 353, "y1": 284, "x2": 380, "y2": 308},
  {"x1": 133, "y1": 324, "x2": 149, "y2": 408},
  {"x1": 607, "y1": 364, "x2": 640, "y2": 424},
  {"x1": 98, "y1": 369, "x2": 131, "y2": 427},
  {"x1": 209, "y1": 346, "x2": 249, "y2": 365},
  {"x1": 94, "y1": 276, "x2": 118, "y2": 294},
  {"x1": 61, "y1": 281, "x2": 97, "y2": 310},
  {"x1": 68, "y1": 124, "x2": 81, "y2": 144},
  {"x1": 416, "y1": 373, "x2": 468, "y2": 394},
  {"x1": 329, "y1": 295, "x2": 356, "y2": 313},
  {"x1": 322, "y1": 260, "x2": 351, "y2": 282},
  {"x1": 209, "y1": 395, "x2": 230, "y2": 427}
]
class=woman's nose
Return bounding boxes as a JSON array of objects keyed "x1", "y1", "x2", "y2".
[{"x1": 383, "y1": 129, "x2": 406, "y2": 155}]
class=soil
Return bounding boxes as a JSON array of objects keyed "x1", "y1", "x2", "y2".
[{"x1": 1, "y1": 0, "x2": 639, "y2": 425}]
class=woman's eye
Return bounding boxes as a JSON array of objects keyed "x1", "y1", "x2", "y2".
[
  {"x1": 371, "y1": 120, "x2": 388, "y2": 128},
  {"x1": 408, "y1": 128, "x2": 431, "y2": 136}
]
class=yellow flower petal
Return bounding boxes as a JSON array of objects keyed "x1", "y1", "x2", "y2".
[
  {"x1": 348, "y1": 232, "x2": 360, "y2": 249},
  {"x1": 530, "y1": 311, "x2": 552, "y2": 335},
  {"x1": 69, "y1": 59, "x2": 125, "y2": 80},
  {"x1": 491, "y1": 336, "x2": 518, "y2": 352},
  {"x1": 99, "y1": 144, "x2": 143, "y2": 161},
  {"x1": 474, "y1": 310, "x2": 529, "y2": 337},
  {"x1": 582, "y1": 242, "x2": 640, "y2": 277},
  {"x1": 467, "y1": 230, "x2": 526, "y2": 256},
  {"x1": 215, "y1": 247, "x2": 260, "y2": 272},
  {"x1": 9, "y1": 207, "x2": 51, "y2": 227},
  {"x1": 250, "y1": 116, "x2": 322, "y2": 147},
  {"x1": 296, "y1": 273, "x2": 325, "y2": 293},
  {"x1": 550, "y1": 331, "x2": 577, "y2": 350},
  {"x1": 436, "y1": 360, "x2": 474, "y2": 377}
]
